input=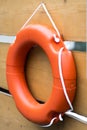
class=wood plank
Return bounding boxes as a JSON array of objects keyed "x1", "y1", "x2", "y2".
[
  {"x1": 0, "y1": 43, "x2": 9, "y2": 89},
  {"x1": 0, "y1": 93, "x2": 87, "y2": 130},
  {"x1": 0, "y1": 0, "x2": 86, "y2": 41},
  {"x1": 0, "y1": 43, "x2": 87, "y2": 103}
]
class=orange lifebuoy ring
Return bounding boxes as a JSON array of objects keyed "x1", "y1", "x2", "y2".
[{"x1": 6, "y1": 24, "x2": 76, "y2": 125}]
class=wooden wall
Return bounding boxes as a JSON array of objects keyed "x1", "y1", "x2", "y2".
[
  {"x1": 0, "y1": 0, "x2": 86, "y2": 41},
  {"x1": 0, "y1": 0, "x2": 87, "y2": 130}
]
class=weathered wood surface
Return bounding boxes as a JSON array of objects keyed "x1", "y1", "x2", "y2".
[
  {"x1": 0, "y1": 0, "x2": 86, "y2": 41},
  {"x1": 0, "y1": 93, "x2": 87, "y2": 130}
]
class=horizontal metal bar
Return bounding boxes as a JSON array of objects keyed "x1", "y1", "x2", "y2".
[
  {"x1": 0, "y1": 35, "x2": 16, "y2": 43},
  {"x1": 64, "y1": 41, "x2": 86, "y2": 52},
  {"x1": 0, "y1": 35, "x2": 86, "y2": 52},
  {"x1": 0, "y1": 87, "x2": 12, "y2": 97}
]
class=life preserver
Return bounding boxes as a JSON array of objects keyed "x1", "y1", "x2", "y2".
[{"x1": 6, "y1": 24, "x2": 76, "y2": 125}]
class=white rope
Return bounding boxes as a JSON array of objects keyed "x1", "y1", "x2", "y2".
[
  {"x1": 21, "y1": 3, "x2": 60, "y2": 37},
  {"x1": 42, "y1": 47, "x2": 87, "y2": 127},
  {"x1": 41, "y1": 3, "x2": 60, "y2": 37},
  {"x1": 58, "y1": 47, "x2": 73, "y2": 111},
  {"x1": 41, "y1": 117, "x2": 57, "y2": 127},
  {"x1": 21, "y1": 3, "x2": 42, "y2": 30},
  {"x1": 41, "y1": 114, "x2": 63, "y2": 127},
  {"x1": 19, "y1": 2, "x2": 87, "y2": 127},
  {"x1": 58, "y1": 47, "x2": 87, "y2": 125}
]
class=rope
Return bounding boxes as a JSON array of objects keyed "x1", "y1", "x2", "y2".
[
  {"x1": 21, "y1": 3, "x2": 60, "y2": 37},
  {"x1": 20, "y1": 2, "x2": 87, "y2": 127},
  {"x1": 42, "y1": 47, "x2": 87, "y2": 127},
  {"x1": 59, "y1": 48, "x2": 87, "y2": 125},
  {"x1": 41, "y1": 117, "x2": 57, "y2": 128},
  {"x1": 58, "y1": 47, "x2": 73, "y2": 111}
]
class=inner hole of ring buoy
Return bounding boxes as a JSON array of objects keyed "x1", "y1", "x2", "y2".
[{"x1": 25, "y1": 45, "x2": 53, "y2": 103}]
